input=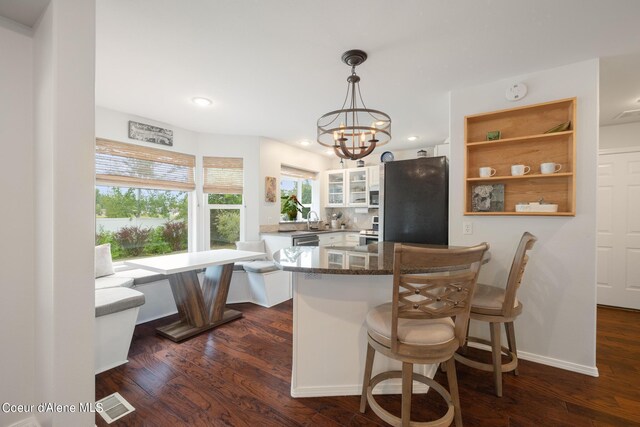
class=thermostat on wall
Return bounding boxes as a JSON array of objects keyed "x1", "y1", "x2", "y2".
[{"x1": 505, "y1": 82, "x2": 527, "y2": 102}]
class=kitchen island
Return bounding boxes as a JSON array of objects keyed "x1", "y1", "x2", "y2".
[{"x1": 274, "y1": 242, "x2": 455, "y2": 397}]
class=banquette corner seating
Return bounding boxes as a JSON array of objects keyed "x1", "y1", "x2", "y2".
[{"x1": 93, "y1": 240, "x2": 291, "y2": 373}]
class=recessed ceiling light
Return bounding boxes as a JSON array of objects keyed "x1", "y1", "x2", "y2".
[
  {"x1": 325, "y1": 149, "x2": 334, "y2": 155},
  {"x1": 299, "y1": 140, "x2": 311, "y2": 146},
  {"x1": 192, "y1": 97, "x2": 212, "y2": 107},
  {"x1": 408, "y1": 136, "x2": 419, "y2": 141}
]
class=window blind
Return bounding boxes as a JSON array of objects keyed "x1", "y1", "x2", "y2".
[
  {"x1": 95, "y1": 139, "x2": 196, "y2": 191},
  {"x1": 203, "y1": 157, "x2": 244, "y2": 194},
  {"x1": 281, "y1": 165, "x2": 318, "y2": 180}
]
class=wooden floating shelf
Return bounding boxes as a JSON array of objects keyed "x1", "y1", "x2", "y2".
[
  {"x1": 466, "y1": 130, "x2": 573, "y2": 147},
  {"x1": 466, "y1": 172, "x2": 573, "y2": 182},
  {"x1": 464, "y1": 211, "x2": 575, "y2": 216}
]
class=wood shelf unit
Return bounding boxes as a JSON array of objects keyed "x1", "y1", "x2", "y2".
[{"x1": 464, "y1": 98, "x2": 576, "y2": 216}]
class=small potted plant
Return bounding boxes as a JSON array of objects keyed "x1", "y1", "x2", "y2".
[{"x1": 282, "y1": 195, "x2": 304, "y2": 221}]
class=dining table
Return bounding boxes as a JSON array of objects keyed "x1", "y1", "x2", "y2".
[{"x1": 125, "y1": 249, "x2": 264, "y2": 342}]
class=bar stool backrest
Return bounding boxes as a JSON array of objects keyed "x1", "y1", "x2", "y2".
[
  {"x1": 391, "y1": 243, "x2": 489, "y2": 353},
  {"x1": 502, "y1": 232, "x2": 537, "y2": 317}
]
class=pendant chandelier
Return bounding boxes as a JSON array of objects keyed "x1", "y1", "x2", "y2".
[{"x1": 317, "y1": 49, "x2": 391, "y2": 160}]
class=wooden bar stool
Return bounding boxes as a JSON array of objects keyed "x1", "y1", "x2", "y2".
[
  {"x1": 360, "y1": 243, "x2": 489, "y2": 427},
  {"x1": 455, "y1": 232, "x2": 537, "y2": 397}
]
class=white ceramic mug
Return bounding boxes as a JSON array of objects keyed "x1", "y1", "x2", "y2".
[
  {"x1": 540, "y1": 162, "x2": 562, "y2": 174},
  {"x1": 511, "y1": 164, "x2": 531, "y2": 176},
  {"x1": 479, "y1": 167, "x2": 497, "y2": 178}
]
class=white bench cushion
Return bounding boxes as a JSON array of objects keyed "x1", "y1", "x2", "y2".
[
  {"x1": 95, "y1": 275, "x2": 134, "y2": 290},
  {"x1": 242, "y1": 261, "x2": 279, "y2": 274},
  {"x1": 366, "y1": 302, "x2": 455, "y2": 346},
  {"x1": 95, "y1": 287, "x2": 145, "y2": 317},
  {"x1": 236, "y1": 241, "x2": 268, "y2": 261}
]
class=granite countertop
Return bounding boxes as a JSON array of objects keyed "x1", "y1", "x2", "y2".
[
  {"x1": 273, "y1": 242, "x2": 489, "y2": 275},
  {"x1": 261, "y1": 229, "x2": 361, "y2": 237}
]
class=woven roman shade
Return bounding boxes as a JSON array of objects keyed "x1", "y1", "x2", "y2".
[
  {"x1": 281, "y1": 165, "x2": 318, "y2": 180},
  {"x1": 203, "y1": 157, "x2": 244, "y2": 194},
  {"x1": 95, "y1": 139, "x2": 196, "y2": 191}
]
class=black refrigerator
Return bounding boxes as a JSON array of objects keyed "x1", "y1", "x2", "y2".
[{"x1": 380, "y1": 157, "x2": 448, "y2": 244}]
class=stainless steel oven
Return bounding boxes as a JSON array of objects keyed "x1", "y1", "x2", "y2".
[{"x1": 359, "y1": 229, "x2": 379, "y2": 245}]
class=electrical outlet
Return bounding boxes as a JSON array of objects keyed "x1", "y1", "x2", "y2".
[{"x1": 463, "y1": 221, "x2": 473, "y2": 235}]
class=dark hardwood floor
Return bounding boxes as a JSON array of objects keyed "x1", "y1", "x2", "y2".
[{"x1": 95, "y1": 303, "x2": 640, "y2": 426}]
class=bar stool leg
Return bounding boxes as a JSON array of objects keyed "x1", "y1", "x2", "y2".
[
  {"x1": 490, "y1": 322, "x2": 503, "y2": 397},
  {"x1": 505, "y1": 321, "x2": 519, "y2": 376},
  {"x1": 445, "y1": 357, "x2": 463, "y2": 427},
  {"x1": 401, "y1": 362, "x2": 413, "y2": 427},
  {"x1": 360, "y1": 343, "x2": 375, "y2": 413}
]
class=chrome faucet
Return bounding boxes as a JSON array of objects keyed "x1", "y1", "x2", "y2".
[{"x1": 306, "y1": 210, "x2": 319, "y2": 230}]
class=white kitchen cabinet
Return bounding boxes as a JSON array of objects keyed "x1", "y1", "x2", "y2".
[
  {"x1": 318, "y1": 231, "x2": 361, "y2": 247},
  {"x1": 367, "y1": 165, "x2": 380, "y2": 190},
  {"x1": 326, "y1": 170, "x2": 346, "y2": 207},
  {"x1": 318, "y1": 232, "x2": 342, "y2": 246},
  {"x1": 343, "y1": 232, "x2": 360, "y2": 245},
  {"x1": 347, "y1": 168, "x2": 368, "y2": 207}
]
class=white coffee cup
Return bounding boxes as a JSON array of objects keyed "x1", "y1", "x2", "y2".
[
  {"x1": 479, "y1": 167, "x2": 497, "y2": 178},
  {"x1": 511, "y1": 164, "x2": 531, "y2": 176},
  {"x1": 540, "y1": 162, "x2": 562, "y2": 174}
]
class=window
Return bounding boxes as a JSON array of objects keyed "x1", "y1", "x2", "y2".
[
  {"x1": 280, "y1": 165, "x2": 318, "y2": 221},
  {"x1": 203, "y1": 157, "x2": 244, "y2": 249},
  {"x1": 95, "y1": 139, "x2": 195, "y2": 260}
]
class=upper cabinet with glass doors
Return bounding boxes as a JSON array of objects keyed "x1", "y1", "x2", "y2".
[
  {"x1": 347, "y1": 168, "x2": 368, "y2": 207},
  {"x1": 326, "y1": 170, "x2": 346, "y2": 207}
]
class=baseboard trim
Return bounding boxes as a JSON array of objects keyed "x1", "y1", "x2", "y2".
[
  {"x1": 291, "y1": 365, "x2": 439, "y2": 398},
  {"x1": 291, "y1": 382, "x2": 431, "y2": 398},
  {"x1": 466, "y1": 342, "x2": 599, "y2": 377}
]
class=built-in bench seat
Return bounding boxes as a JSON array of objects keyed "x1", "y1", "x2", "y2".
[
  {"x1": 94, "y1": 286, "x2": 145, "y2": 374},
  {"x1": 231, "y1": 241, "x2": 291, "y2": 307}
]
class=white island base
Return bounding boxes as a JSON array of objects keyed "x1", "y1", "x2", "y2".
[{"x1": 291, "y1": 272, "x2": 436, "y2": 397}]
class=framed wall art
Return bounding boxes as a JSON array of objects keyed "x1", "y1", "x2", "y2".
[
  {"x1": 128, "y1": 121, "x2": 173, "y2": 146},
  {"x1": 265, "y1": 176, "x2": 277, "y2": 202},
  {"x1": 471, "y1": 184, "x2": 505, "y2": 212}
]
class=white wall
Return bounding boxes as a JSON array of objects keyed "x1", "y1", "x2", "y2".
[
  {"x1": 258, "y1": 138, "x2": 332, "y2": 224},
  {"x1": 33, "y1": 1, "x2": 96, "y2": 426},
  {"x1": 600, "y1": 121, "x2": 640, "y2": 150},
  {"x1": 0, "y1": 22, "x2": 35, "y2": 427},
  {"x1": 450, "y1": 59, "x2": 599, "y2": 374}
]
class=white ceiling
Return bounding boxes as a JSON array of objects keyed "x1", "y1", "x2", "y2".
[
  {"x1": 0, "y1": 0, "x2": 49, "y2": 28},
  {"x1": 600, "y1": 53, "x2": 640, "y2": 127},
  {"x1": 96, "y1": 0, "x2": 640, "y2": 155}
]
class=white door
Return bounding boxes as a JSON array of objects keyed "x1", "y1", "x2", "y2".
[{"x1": 597, "y1": 149, "x2": 640, "y2": 309}]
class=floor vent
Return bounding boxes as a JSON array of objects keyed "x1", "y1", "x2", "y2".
[{"x1": 96, "y1": 392, "x2": 135, "y2": 424}]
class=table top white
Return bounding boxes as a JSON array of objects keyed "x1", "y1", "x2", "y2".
[{"x1": 124, "y1": 249, "x2": 265, "y2": 275}]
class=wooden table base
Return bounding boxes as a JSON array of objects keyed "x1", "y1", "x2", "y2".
[{"x1": 158, "y1": 263, "x2": 242, "y2": 342}]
